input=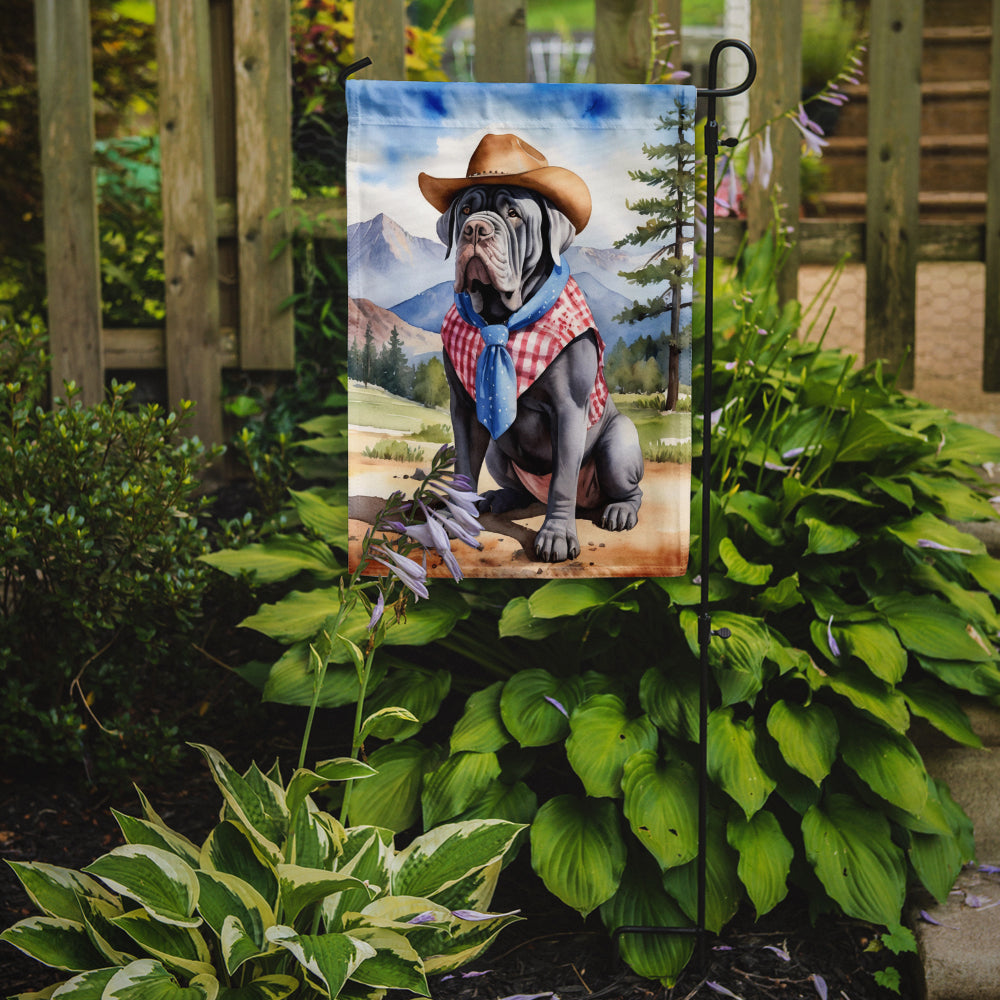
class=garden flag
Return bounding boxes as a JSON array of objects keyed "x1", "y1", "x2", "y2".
[{"x1": 346, "y1": 80, "x2": 696, "y2": 579}]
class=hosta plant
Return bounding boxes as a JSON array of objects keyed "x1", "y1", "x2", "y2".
[{"x1": 1, "y1": 744, "x2": 523, "y2": 999}]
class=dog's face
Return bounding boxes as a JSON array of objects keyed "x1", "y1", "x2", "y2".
[{"x1": 436, "y1": 185, "x2": 576, "y2": 318}]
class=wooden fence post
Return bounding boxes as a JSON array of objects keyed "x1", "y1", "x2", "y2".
[
  {"x1": 474, "y1": 0, "x2": 527, "y2": 82},
  {"x1": 355, "y1": 0, "x2": 406, "y2": 80},
  {"x1": 594, "y1": 0, "x2": 675, "y2": 85},
  {"x1": 864, "y1": 0, "x2": 923, "y2": 389},
  {"x1": 157, "y1": 0, "x2": 223, "y2": 444},
  {"x1": 746, "y1": 0, "x2": 801, "y2": 305},
  {"x1": 233, "y1": 0, "x2": 294, "y2": 369},
  {"x1": 983, "y1": 0, "x2": 1000, "y2": 391},
  {"x1": 34, "y1": 0, "x2": 104, "y2": 405}
]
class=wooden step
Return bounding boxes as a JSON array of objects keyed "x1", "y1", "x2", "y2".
[
  {"x1": 921, "y1": 0, "x2": 992, "y2": 28},
  {"x1": 813, "y1": 190, "x2": 987, "y2": 222},
  {"x1": 922, "y1": 25, "x2": 993, "y2": 83},
  {"x1": 832, "y1": 80, "x2": 991, "y2": 137},
  {"x1": 822, "y1": 134, "x2": 989, "y2": 193}
]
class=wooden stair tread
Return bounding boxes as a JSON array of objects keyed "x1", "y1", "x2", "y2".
[
  {"x1": 824, "y1": 134, "x2": 989, "y2": 154},
  {"x1": 922, "y1": 25, "x2": 992, "y2": 42},
  {"x1": 818, "y1": 191, "x2": 987, "y2": 208},
  {"x1": 845, "y1": 79, "x2": 991, "y2": 102}
]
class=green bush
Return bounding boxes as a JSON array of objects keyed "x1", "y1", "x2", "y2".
[{"x1": 0, "y1": 317, "x2": 220, "y2": 783}]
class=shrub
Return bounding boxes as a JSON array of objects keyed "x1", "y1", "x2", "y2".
[
  {"x1": 362, "y1": 439, "x2": 426, "y2": 463},
  {"x1": 0, "y1": 317, "x2": 220, "y2": 783}
]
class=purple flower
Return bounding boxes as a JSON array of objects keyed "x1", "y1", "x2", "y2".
[
  {"x1": 451, "y1": 908, "x2": 520, "y2": 921},
  {"x1": 367, "y1": 590, "x2": 385, "y2": 631},
  {"x1": 812, "y1": 974, "x2": 828, "y2": 1000},
  {"x1": 407, "y1": 911, "x2": 438, "y2": 925},
  {"x1": 917, "y1": 538, "x2": 973, "y2": 555},
  {"x1": 791, "y1": 104, "x2": 829, "y2": 156},
  {"x1": 706, "y1": 983, "x2": 742, "y2": 999},
  {"x1": 747, "y1": 125, "x2": 774, "y2": 190},
  {"x1": 370, "y1": 544, "x2": 429, "y2": 600},
  {"x1": 544, "y1": 695, "x2": 569, "y2": 718},
  {"x1": 827, "y1": 616, "x2": 841, "y2": 658},
  {"x1": 763, "y1": 944, "x2": 790, "y2": 961}
]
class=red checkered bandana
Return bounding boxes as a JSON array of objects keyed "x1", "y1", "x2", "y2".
[{"x1": 441, "y1": 277, "x2": 609, "y2": 428}]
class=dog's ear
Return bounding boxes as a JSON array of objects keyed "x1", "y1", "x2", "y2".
[
  {"x1": 543, "y1": 203, "x2": 577, "y2": 261},
  {"x1": 436, "y1": 201, "x2": 458, "y2": 258}
]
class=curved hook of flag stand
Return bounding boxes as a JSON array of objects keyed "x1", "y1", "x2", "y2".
[
  {"x1": 339, "y1": 40, "x2": 758, "y2": 975},
  {"x1": 612, "y1": 38, "x2": 756, "y2": 972}
]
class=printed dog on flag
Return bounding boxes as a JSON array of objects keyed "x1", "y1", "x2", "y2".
[{"x1": 419, "y1": 133, "x2": 644, "y2": 563}]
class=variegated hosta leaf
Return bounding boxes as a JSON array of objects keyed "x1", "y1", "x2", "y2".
[
  {"x1": 529, "y1": 795, "x2": 626, "y2": 917},
  {"x1": 110, "y1": 908, "x2": 214, "y2": 978},
  {"x1": 727, "y1": 810, "x2": 793, "y2": 918},
  {"x1": 765, "y1": 700, "x2": 838, "y2": 786},
  {"x1": 288, "y1": 802, "x2": 344, "y2": 870},
  {"x1": 276, "y1": 864, "x2": 375, "y2": 925},
  {"x1": 450, "y1": 681, "x2": 511, "y2": 754},
  {"x1": 285, "y1": 760, "x2": 376, "y2": 823},
  {"x1": 661, "y1": 811, "x2": 742, "y2": 934},
  {"x1": 195, "y1": 871, "x2": 274, "y2": 974},
  {"x1": 421, "y1": 907, "x2": 522, "y2": 975},
  {"x1": 323, "y1": 829, "x2": 393, "y2": 931},
  {"x1": 265, "y1": 926, "x2": 375, "y2": 998},
  {"x1": 190, "y1": 745, "x2": 287, "y2": 863},
  {"x1": 214, "y1": 974, "x2": 300, "y2": 999},
  {"x1": 421, "y1": 751, "x2": 502, "y2": 829},
  {"x1": 112, "y1": 810, "x2": 202, "y2": 868},
  {"x1": 0, "y1": 916, "x2": 107, "y2": 971},
  {"x1": 391, "y1": 820, "x2": 524, "y2": 901},
  {"x1": 345, "y1": 926, "x2": 429, "y2": 995},
  {"x1": 706, "y1": 707, "x2": 776, "y2": 819},
  {"x1": 83, "y1": 846, "x2": 200, "y2": 928},
  {"x1": 424, "y1": 859, "x2": 501, "y2": 916},
  {"x1": 599, "y1": 854, "x2": 694, "y2": 987},
  {"x1": 47, "y1": 966, "x2": 118, "y2": 997},
  {"x1": 77, "y1": 894, "x2": 136, "y2": 966},
  {"x1": 200, "y1": 822, "x2": 278, "y2": 910},
  {"x1": 621, "y1": 751, "x2": 699, "y2": 871},
  {"x1": 499, "y1": 670, "x2": 585, "y2": 747},
  {"x1": 102, "y1": 958, "x2": 218, "y2": 999},
  {"x1": 4, "y1": 862, "x2": 118, "y2": 922},
  {"x1": 802, "y1": 793, "x2": 906, "y2": 926},
  {"x1": 566, "y1": 695, "x2": 658, "y2": 798}
]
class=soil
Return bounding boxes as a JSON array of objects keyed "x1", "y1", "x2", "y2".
[{"x1": 0, "y1": 743, "x2": 913, "y2": 1000}]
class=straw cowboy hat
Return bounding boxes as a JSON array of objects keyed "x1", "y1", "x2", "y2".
[{"x1": 418, "y1": 133, "x2": 592, "y2": 233}]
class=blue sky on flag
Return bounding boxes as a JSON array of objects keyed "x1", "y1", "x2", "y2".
[{"x1": 346, "y1": 80, "x2": 696, "y2": 250}]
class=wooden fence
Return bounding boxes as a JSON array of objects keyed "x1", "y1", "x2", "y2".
[{"x1": 33, "y1": 0, "x2": 1000, "y2": 445}]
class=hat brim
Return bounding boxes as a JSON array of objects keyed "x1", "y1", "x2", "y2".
[{"x1": 418, "y1": 165, "x2": 592, "y2": 234}]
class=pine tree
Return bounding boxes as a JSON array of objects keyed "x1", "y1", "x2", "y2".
[
  {"x1": 614, "y1": 96, "x2": 695, "y2": 412},
  {"x1": 362, "y1": 323, "x2": 375, "y2": 387}
]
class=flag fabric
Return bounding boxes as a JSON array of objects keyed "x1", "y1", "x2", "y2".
[{"x1": 346, "y1": 79, "x2": 696, "y2": 578}]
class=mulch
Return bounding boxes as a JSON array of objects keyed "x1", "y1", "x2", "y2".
[{"x1": 1, "y1": 746, "x2": 912, "y2": 1000}]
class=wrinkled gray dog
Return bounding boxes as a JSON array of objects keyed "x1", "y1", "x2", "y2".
[{"x1": 418, "y1": 133, "x2": 644, "y2": 564}]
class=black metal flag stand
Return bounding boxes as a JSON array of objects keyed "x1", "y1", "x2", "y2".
[{"x1": 340, "y1": 38, "x2": 758, "y2": 974}]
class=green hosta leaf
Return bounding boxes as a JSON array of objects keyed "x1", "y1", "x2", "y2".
[
  {"x1": 661, "y1": 811, "x2": 741, "y2": 933},
  {"x1": 421, "y1": 751, "x2": 502, "y2": 828},
  {"x1": 911, "y1": 562, "x2": 1000, "y2": 633},
  {"x1": 527, "y1": 579, "x2": 619, "y2": 617},
  {"x1": 621, "y1": 751, "x2": 698, "y2": 871},
  {"x1": 195, "y1": 871, "x2": 273, "y2": 974},
  {"x1": 393, "y1": 820, "x2": 524, "y2": 901},
  {"x1": 498, "y1": 596, "x2": 565, "y2": 639},
  {"x1": 103, "y1": 959, "x2": 218, "y2": 1000},
  {"x1": 718, "y1": 537, "x2": 772, "y2": 585},
  {"x1": 809, "y1": 661, "x2": 910, "y2": 732},
  {"x1": 835, "y1": 621, "x2": 907, "y2": 684},
  {"x1": 936, "y1": 421, "x2": 1000, "y2": 464},
  {"x1": 288, "y1": 488, "x2": 348, "y2": 544},
  {"x1": 599, "y1": 853, "x2": 694, "y2": 987},
  {"x1": 901, "y1": 680, "x2": 982, "y2": 748},
  {"x1": 200, "y1": 536, "x2": 341, "y2": 584},
  {"x1": 909, "y1": 811, "x2": 966, "y2": 906},
  {"x1": 727, "y1": 811, "x2": 793, "y2": 918},
  {"x1": 530, "y1": 795, "x2": 626, "y2": 917},
  {"x1": 835, "y1": 410, "x2": 927, "y2": 463},
  {"x1": 347, "y1": 740, "x2": 442, "y2": 832},
  {"x1": 707, "y1": 708, "x2": 776, "y2": 818},
  {"x1": 639, "y1": 664, "x2": 699, "y2": 742},
  {"x1": 875, "y1": 594, "x2": 995, "y2": 662},
  {"x1": 916, "y1": 655, "x2": 1000, "y2": 697},
  {"x1": 723, "y1": 490, "x2": 784, "y2": 545},
  {"x1": 111, "y1": 909, "x2": 214, "y2": 978},
  {"x1": 967, "y1": 553, "x2": 1000, "y2": 597},
  {"x1": 680, "y1": 610, "x2": 770, "y2": 706},
  {"x1": 0, "y1": 916, "x2": 107, "y2": 971},
  {"x1": 755, "y1": 573, "x2": 805, "y2": 614},
  {"x1": 802, "y1": 793, "x2": 906, "y2": 926},
  {"x1": 216, "y1": 976, "x2": 299, "y2": 1000},
  {"x1": 346, "y1": 926, "x2": 428, "y2": 994},
  {"x1": 112, "y1": 812, "x2": 201, "y2": 868},
  {"x1": 277, "y1": 865, "x2": 374, "y2": 925},
  {"x1": 200, "y1": 822, "x2": 278, "y2": 910},
  {"x1": 803, "y1": 517, "x2": 859, "y2": 556},
  {"x1": 765, "y1": 700, "x2": 838, "y2": 786},
  {"x1": 265, "y1": 926, "x2": 375, "y2": 998},
  {"x1": 453, "y1": 779, "x2": 538, "y2": 827},
  {"x1": 566, "y1": 695, "x2": 658, "y2": 798},
  {"x1": 499, "y1": 670, "x2": 584, "y2": 747},
  {"x1": 4, "y1": 862, "x2": 118, "y2": 923},
  {"x1": 191, "y1": 746, "x2": 287, "y2": 863},
  {"x1": 654, "y1": 573, "x2": 737, "y2": 606},
  {"x1": 261, "y1": 644, "x2": 384, "y2": 709},
  {"x1": 886, "y1": 512, "x2": 985, "y2": 557},
  {"x1": 865, "y1": 474, "x2": 914, "y2": 509},
  {"x1": 906, "y1": 472, "x2": 998, "y2": 522},
  {"x1": 360, "y1": 706, "x2": 421, "y2": 742},
  {"x1": 450, "y1": 682, "x2": 511, "y2": 754},
  {"x1": 83, "y1": 846, "x2": 200, "y2": 928},
  {"x1": 839, "y1": 718, "x2": 929, "y2": 817},
  {"x1": 362, "y1": 667, "x2": 451, "y2": 740}
]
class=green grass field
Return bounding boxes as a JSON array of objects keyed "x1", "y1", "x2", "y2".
[{"x1": 525, "y1": 0, "x2": 724, "y2": 31}]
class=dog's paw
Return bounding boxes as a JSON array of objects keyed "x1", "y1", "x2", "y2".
[
  {"x1": 479, "y1": 487, "x2": 533, "y2": 515},
  {"x1": 600, "y1": 501, "x2": 639, "y2": 531},
  {"x1": 534, "y1": 520, "x2": 580, "y2": 562}
]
